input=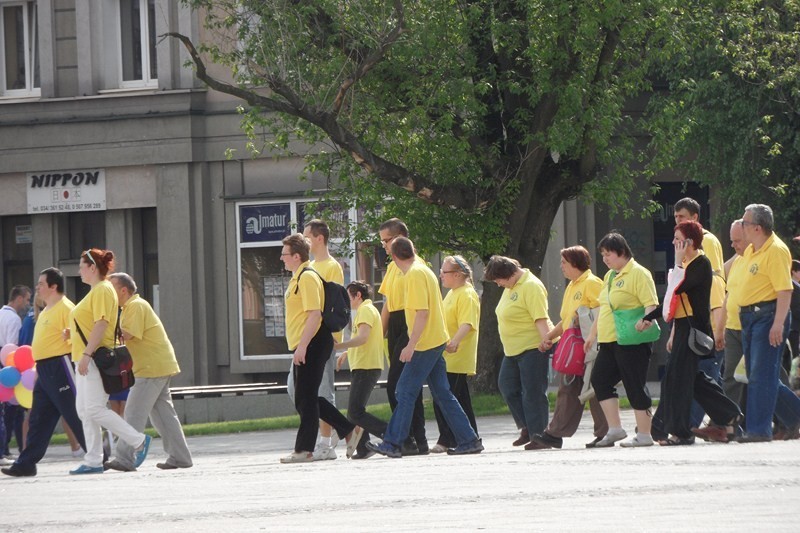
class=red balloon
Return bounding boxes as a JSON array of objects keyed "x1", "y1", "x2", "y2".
[
  {"x1": 13, "y1": 345, "x2": 34, "y2": 372},
  {"x1": 0, "y1": 385, "x2": 14, "y2": 402}
]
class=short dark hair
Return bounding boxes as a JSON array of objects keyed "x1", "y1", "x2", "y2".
[
  {"x1": 560, "y1": 246, "x2": 591, "y2": 272},
  {"x1": 9, "y1": 285, "x2": 31, "y2": 302},
  {"x1": 282, "y1": 233, "x2": 310, "y2": 262},
  {"x1": 792, "y1": 259, "x2": 800, "y2": 274},
  {"x1": 675, "y1": 221, "x2": 704, "y2": 250},
  {"x1": 40, "y1": 267, "x2": 65, "y2": 293},
  {"x1": 305, "y1": 219, "x2": 330, "y2": 244},
  {"x1": 379, "y1": 218, "x2": 409, "y2": 238},
  {"x1": 108, "y1": 272, "x2": 138, "y2": 294},
  {"x1": 675, "y1": 197, "x2": 701, "y2": 216},
  {"x1": 390, "y1": 237, "x2": 415, "y2": 260},
  {"x1": 346, "y1": 280, "x2": 372, "y2": 300},
  {"x1": 483, "y1": 255, "x2": 521, "y2": 281},
  {"x1": 597, "y1": 232, "x2": 632, "y2": 259}
]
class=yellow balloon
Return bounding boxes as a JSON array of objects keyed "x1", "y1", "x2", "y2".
[{"x1": 14, "y1": 382, "x2": 33, "y2": 409}]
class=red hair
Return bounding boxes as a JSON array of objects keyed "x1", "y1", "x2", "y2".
[
  {"x1": 83, "y1": 248, "x2": 115, "y2": 277},
  {"x1": 675, "y1": 221, "x2": 704, "y2": 250}
]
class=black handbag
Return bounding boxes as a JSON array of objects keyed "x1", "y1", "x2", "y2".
[
  {"x1": 679, "y1": 297, "x2": 714, "y2": 356},
  {"x1": 75, "y1": 308, "x2": 135, "y2": 394}
]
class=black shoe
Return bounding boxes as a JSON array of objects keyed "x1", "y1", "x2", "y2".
[
  {"x1": 104, "y1": 459, "x2": 136, "y2": 472},
  {"x1": 351, "y1": 450, "x2": 376, "y2": 460},
  {"x1": 401, "y1": 438, "x2": 420, "y2": 456},
  {"x1": 585, "y1": 436, "x2": 603, "y2": 449},
  {"x1": 416, "y1": 442, "x2": 430, "y2": 455},
  {"x1": 446, "y1": 438, "x2": 484, "y2": 455},
  {"x1": 530, "y1": 432, "x2": 563, "y2": 449},
  {"x1": 365, "y1": 441, "x2": 402, "y2": 458},
  {"x1": 156, "y1": 463, "x2": 177, "y2": 470},
  {"x1": 1, "y1": 464, "x2": 36, "y2": 477},
  {"x1": 735, "y1": 433, "x2": 772, "y2": 443}
]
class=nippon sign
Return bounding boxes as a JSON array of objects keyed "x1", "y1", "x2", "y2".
[
  {"x1": 240, "y1": 203, "x2": 292, "y2": 243},
  {"x1": 27, "y1": 169, "x2": 107, "y2": 214}
]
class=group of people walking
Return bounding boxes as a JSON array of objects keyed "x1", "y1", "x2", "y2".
[
  {"x1": 284, "y1": 198, "x2": 800, "y2": 461},
  {"x1": 1, "y1": 250, "x2": 192, "y2": 477}
]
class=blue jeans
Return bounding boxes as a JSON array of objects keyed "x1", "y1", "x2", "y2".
[
  {"x1": 689, "y1": 349, "x2": 725, "y2": 428},
  {"x1": 383, "y1": 344, "x2": 477, "y2": 448},
  {"x1": 498, "y1": 349, "x2": 550, "y2": 435},
  {"x1": 741, "y1": 303, "x2": 800, "y2": 436}
]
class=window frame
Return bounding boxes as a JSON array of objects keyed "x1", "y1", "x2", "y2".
[
  {"x1": 0, "y1": 0, "x2": 40, "y2": 98},
  {"x1": 117, "y1": 0, "x2": 157, "y2": 89}
]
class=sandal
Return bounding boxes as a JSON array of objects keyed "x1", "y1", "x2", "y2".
[{"x1": 658, "y1": 436, "x2": 695, "y2": 446}]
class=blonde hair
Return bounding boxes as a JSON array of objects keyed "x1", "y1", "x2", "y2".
[{"x1": 443, "y1": 255, "x2": 473, "y2": 284}]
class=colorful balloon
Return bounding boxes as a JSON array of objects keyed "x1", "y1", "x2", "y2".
[
  {"x1": 0, "y1": 385, "x2": 13, "y2": 402},
  {"x1": 14, "y1": 382, "x2": 32, "y2": 408},
  {"x1": 0, "y1": 343, "x2": 17, "y2": 365},
  {"x1": 21, "y1": 368, "x2": 37, "y2": 390},
  {"x1": 5, "y1": 352, "x2": 15, "y2": 369},
  {"x1": 0, "y1": 366, "x2": 21, "y2": 388},
  {"x1": 13, "y1": 345, "x2": 34, "y2": 372}
]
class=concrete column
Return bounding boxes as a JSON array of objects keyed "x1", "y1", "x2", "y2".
[
  {"x1": 37, "y1": 0, "x2": 56, "y2": 98},
  {"x1": 31, "y1": 214, "x2": 58, "y2": 275}
]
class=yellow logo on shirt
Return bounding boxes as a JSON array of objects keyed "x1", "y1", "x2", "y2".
[
  {"x1": 749, "y1": 263, "x2": 759, "y2": 275},
  {"x1": 573, "y1": 291, "x2": 582, "y2": 301},
  {"x1": 615, "y1": 280, "x2": 625, "y2": 288},
  {"x1": 510, "y1": 293, "x2": 518, "y2": 301}
]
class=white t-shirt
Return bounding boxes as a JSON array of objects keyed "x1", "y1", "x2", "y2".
[{"x1": 0, "y1": 305, "x2": 22, "y2": 347}]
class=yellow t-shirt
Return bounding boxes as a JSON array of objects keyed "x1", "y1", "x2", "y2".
[
  {"x1": 442, "y1": 284, "x2": 480, "y2": 375},
  {"x1": 121, "y1": 294, "x2": 180, "y2": 378},
  {"x1": 739, "y1": 233, "x2": 792, "y2": 306},
  {"x1": 347, "y1": 300, "x2": 385, "y2": 370},
  {"x1": 560, "y1": 270, "x2": 603, "y2": 327},
  {"x1": 284, "y1": 261, "x2": 323, "y2": 351},
  {"x1": 31, "y1": 297, "x2": 75, "y2": 360},
  {"x1": 725, "y1": 255, "x2": 745, "y2": 330},
  {"x1": 703, "y1": 229, "x2": 725, "y2": 276},
  {"x1": 495, "y1": 269, "x2": 553, "y2": 356},
  {"x1": 310, "y1": 256, "x2": 344, "y2": 342},
  {"x1": 379, "y1": 256, "x2": 426, "y2": 312},
  {"x1": 710, "y1": 272, "x2": 725, "y2": 311},
  {"x1": 70, "y1": 280, "x2": 119, "y2": 362},
  {"x1": 403, "y1": 262, "x2": 449, "y2": 351},
  {"x1": 597, "y1": 259, "x2": 659, "y2": 343}
]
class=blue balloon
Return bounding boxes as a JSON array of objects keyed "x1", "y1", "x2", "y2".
[{"x1": 0, "y1": 366, "x2": 21, "y2": 388}]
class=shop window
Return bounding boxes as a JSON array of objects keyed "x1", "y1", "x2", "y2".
[
  {"x1": 119, "y1": 0, "x2": 157, "y2": 87},
  {"x1": 1, "y1": 215, "x2": 33, "y2": 299},
  {"x1": 236, "y1": 200, "x2": 357, "y2": 360},
  {"x1": 0, "y1": 1, "x2": 39, "y2": 97}
]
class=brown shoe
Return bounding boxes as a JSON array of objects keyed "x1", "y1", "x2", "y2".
[
  {"x1": 691, "y1": 425, "x2": 728, "y2": 443},
  {"x1": 773, "y1": 427, "x2": 800, "y2": 441},
  {"x1": 512, "y1": 428, "x2": 529, "y2": 447},
  {"x1": 524, "y1": 440, "x2": 549, "y2": 450}
]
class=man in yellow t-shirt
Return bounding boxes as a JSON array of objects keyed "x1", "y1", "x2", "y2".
[
  {"x1": 286, "y1": 219, "x2": 345, "y2": 461},
  {"x1": 674, "y1": 197, "x2": 724, "y2": 275},
  {"x1": 279, "y1": 233, "x2": 358, "y2": 463},
  {"x1": 720, "y1": 220, "x2": 748, "y2": 405},
  {"x1": 333, "y1": 281, "x2": 388, "y2": 459},
  {"x1": 2, "y1": 269, "x2": 84, "y2": 478},
  {"x1": 104, "y1": 273, "x2": 192, "y2": 472},
  {"x1": 732, "y1": 204, "x2": 800, "y2": 441},
  {"x1": 367, "y1": 237, "x2": 482, "y2": 458},
  {"x1": 377, "y1": 217, "x2": 428, "y2": 454}
]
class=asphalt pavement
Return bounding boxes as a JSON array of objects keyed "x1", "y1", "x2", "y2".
[{"x1": 1, "y1": 410, "x2": 797, "y2": 532}]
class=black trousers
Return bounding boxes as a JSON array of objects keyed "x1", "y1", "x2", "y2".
[
  {"x1": 347, "y1": 368, "x2": 388, "y2": 453},
  {"x1": 293, "y1": 326, "x2": 355, "y2": 453},
  {"x1": 591, "y1": 341, "x2": 652, "y2": 410},
  {"x1": 433, "y1": 372, "x2": 478, "y2": 448},
  {"x1": 386, "y1": 310, "x2": 427, "y2": 446},
  {"x1": 659, "y1": 319, "x2": 741, "y2": 439}
]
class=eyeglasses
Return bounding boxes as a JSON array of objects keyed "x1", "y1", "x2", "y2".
[
  {"x1": 440, "y1": 270, "x2": 460, "y2": 275},
  {"x1": 380, "y1": 236, "x2": 396, "y2": 244},
  {"x1": 740, "y1": 220, "x2": 758, "y2": 227},
  {"x1": 83, "y1": 250, "x2": 97, "y2": 267},
  {"x1": 280, "y1": 252, "x2": 292, "y2": 257}
]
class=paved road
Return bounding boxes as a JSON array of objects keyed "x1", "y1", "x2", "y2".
[{"x1": 2, "y1": 411, "x2": 797, "y2": 532}]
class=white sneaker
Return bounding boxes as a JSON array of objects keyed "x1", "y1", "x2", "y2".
[
  {"x1": 312, "y1": 444, "x2": 337, "y2": 461},
  {"x1": 620, "y1": 434, "x2": 654, "y2": 447},
  {"x1": 0, "y1": 457, "x2": 13, "y2": 466},
  {"x1": 595, "y1": 428, "x2": 628, "y2": 448},
  {"x1": 280, "y1": 451, "x2": 313, "y2": 464}
]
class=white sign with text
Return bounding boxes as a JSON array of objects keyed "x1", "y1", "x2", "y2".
[{"x1": 27, "y1": 169, "x2": 107, "y2": 213}]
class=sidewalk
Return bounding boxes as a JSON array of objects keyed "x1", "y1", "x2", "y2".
[{"x1": 2, "y1": 410, "x2": 798, "y2": 531}]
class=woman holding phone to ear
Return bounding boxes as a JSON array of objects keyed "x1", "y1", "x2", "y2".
[{"x1": 658, "y1": 221, "x2": 741, "y2": 445}]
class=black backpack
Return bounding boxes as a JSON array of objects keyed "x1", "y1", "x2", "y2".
[{"x1": 295, "y1": 267, "x2": 351, "y2": 332}]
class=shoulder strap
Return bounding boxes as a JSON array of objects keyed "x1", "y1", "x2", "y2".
[
  {"x1": 607, "y1": 271, "x2": 617, "y2": 311},
  {"x1": 679, "y1": 295, "x2": 695, "y2": 329},
  {"x1": 294, "y1": 267, "x2": 323, "y2": 294},
  {"x1": 74, "y1": 306, "x2": 122, "y2": 348}
]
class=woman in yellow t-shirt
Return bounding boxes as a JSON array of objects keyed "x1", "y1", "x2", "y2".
[
  {"x1": 532, "y1": 246, "x2": 608, "y2": 450},
  {"x1": 484, "y1": 255, "x2": 553, "y2": 449},
  {"x1": 430, "y1": 255, "x2": 480, "y2": 453},
  {"x1": 334, "y1": 281, "x2": 388, "y2": 459},
  {"x1": 584, "y1": 233, "x2": 659, "y2": 448},
  {"x1": 69, "y1": 249, "x2": 150, "y2": 474}
]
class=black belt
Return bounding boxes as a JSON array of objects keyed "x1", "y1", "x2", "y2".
[{"x1": 740, "y1": 300, "x2": 777, "y2": 313}]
